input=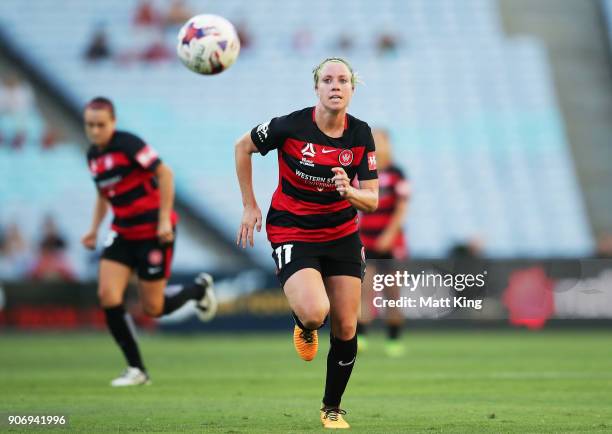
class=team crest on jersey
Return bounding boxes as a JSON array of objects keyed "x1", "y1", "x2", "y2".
[
  {"x1": 339, "y1": 149, "x2": 353, "y2": 167},
  {"x1": 104, "y1": 155, "x2": 114, "y2": 169},
  {"x1": 300, "y1": 142, "x2": 316, "y2": 167},
  {"x1": 148, "y1": 249, "x2": 163, "y2": 265},
  {"x1": 301, "y1": 142, "x2": 316, "y2": 158}
]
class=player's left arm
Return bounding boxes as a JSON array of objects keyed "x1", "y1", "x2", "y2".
[
  {"x1": 126, "y1": 135, "x2": 174, "y2": 243},
  {"x1": 338, "y1": 124, "x2": 379, "y2": 212},
  {"x1": 332, "y1": 168, "x2": 378, "y2": 212},
  {"x1": 155, "y1": 162, "x2": 175, "y2": 243}
]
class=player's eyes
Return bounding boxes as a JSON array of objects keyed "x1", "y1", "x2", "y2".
[{"x1": 322, "y1": 77, "x2": 348, "y2": 84}]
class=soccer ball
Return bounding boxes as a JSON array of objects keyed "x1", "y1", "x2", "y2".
[{"x1": 176, "y1": 14, "x2": 240, "y2": 75}]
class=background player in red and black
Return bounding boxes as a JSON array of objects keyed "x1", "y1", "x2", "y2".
[
  {"x1": 80, "y1": 97, "x2": 217, "y2": 387},
  {"x1": 356, "y1": 128, "x2": 410, "y2": 357},
  {"x1": 234, "y1": 58, "x2": 378, "y2": 429}
]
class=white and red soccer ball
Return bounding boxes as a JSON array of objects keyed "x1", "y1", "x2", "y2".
[{"x1": 176, "y1": 14, "x2": 240, "y2": 75}]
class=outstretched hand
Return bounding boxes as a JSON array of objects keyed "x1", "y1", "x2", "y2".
[{"x1": 237, "y1": 205, "x2": 262, "y2": 248}]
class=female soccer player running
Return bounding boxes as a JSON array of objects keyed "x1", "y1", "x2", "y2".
[
  {"x1": 81, "y1": 97, "x2": 217, "y2": 387},
  {"x1": 235, "y1": 58, "x2": 378, "y2": 429},
  {"x1": 357, "y1": 129, "x2": 410, "y2": 357}
]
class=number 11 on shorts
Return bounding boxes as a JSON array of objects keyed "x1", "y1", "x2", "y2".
[{"x1": 274, "y1": 244, "x2": 293, "y2": 269}]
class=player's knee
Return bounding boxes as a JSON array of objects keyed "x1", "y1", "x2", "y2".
[
  {"x1": 295, "y1": 304, "x2": 328, "y2": 329},
  {"x1": 334, "y1": 320, "x2": 357, "y2": 341},
  {"x1": 98, "y1": 287, "x2": 120, "y2": 308}
]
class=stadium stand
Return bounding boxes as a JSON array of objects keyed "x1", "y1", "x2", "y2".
[
  {"x1": 0, "y1": 141, "x2": 222, "y2": 280},
  {"x1": 0, "y1": 0, "x2": 594, "y2": 258},
  {"x1": 603, "y1": 0, "x2": 612, "y2": 45}
]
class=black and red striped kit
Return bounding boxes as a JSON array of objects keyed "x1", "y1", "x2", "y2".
[
  {"x1": 87, "y1": 131, "x2": 177, "y2": 280},
  {"x1": 251, "y1": 107, "x2": 378, "y2": 285},
  {"x1": 359, "y1": 165, "x2": 409, "y2": 260}
]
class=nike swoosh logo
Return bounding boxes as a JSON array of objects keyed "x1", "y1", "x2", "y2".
[
  {"x1": 338, "y1": 357, "x2": 355, "y2": 367},
  {"x1": 321, "y1": 148, "x2": 338, "y2": 154}
]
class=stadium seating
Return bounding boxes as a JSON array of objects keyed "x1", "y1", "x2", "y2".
[
  {"x1": 0, "y1": 142, "x2": 221, "y2": 279},
  {"x1": 0, "y1": 0, "x2": 594, "y2": 258},
  {"x1": 603, "y1": 0, "x2": 612, "y2": 46}
]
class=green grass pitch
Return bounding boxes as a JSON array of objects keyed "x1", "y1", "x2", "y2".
[{"x1": 1, "y1": 330, "x2": 611, "y2": 433}]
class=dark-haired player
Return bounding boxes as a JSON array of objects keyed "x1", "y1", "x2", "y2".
[
  {"x1": 81, "y1": 97, "x2": 217, "y2": 386},
  {"x1": 235, "y1": 58, "x2": 378, "y2": 429},
  {"x1": 356, "y1": 128, "x2": 410, "y2": 357}
]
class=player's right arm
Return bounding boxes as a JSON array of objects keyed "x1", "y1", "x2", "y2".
[
  {"x1": 235, "y1": 131, "x2": 262, "y2": 248},
  {"x1": 236, "y1": 115, "x2": 290, "y2": 248},
  {"x1": 81, "y1": 191, "x2": 109, "y2": 250}
]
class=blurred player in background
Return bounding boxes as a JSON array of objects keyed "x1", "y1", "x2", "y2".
[
  {"x1": 235, "y1": 58, "x2": 378, "y2": 429},
  {"x1": 81, "y1": 97, "x2": 217, "y2": 387},
  {"x1": 357, "y1": 128, "x2": 410, "y2": 357}
]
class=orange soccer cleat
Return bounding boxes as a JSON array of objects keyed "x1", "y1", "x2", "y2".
[
  {"x1": 293, "y1": 325, "x2": 318, "y2": 361},
  {"x1": 320, "y1": 406, "x2": 350, "y2": 429}
]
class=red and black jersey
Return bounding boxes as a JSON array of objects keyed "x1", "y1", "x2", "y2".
[
  {"x1": 251, "y1": 107, "x2": 378, "y2": 244},
  {"x1": 359, "y1": 165, "x2": 409, "y2": 258},
  {"x1": 87, "y1": 130, "x2": 178, "y2": 240}
]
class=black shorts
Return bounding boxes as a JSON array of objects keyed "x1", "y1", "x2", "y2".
[
  {"x1": 101, "y1": 230, "x2": 175, "y2": 281},
  {"x1": 271, "y1": 232, "x2": 365, "y2": 287}
]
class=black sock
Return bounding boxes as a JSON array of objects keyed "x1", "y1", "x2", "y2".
[
  {"x1": 387, "y1": 324, "x2": 401, "y2": 340},
  {"x1": 356, "y1": 322, "x2": 368, "y2": 336},
  {"x1": 162, "y1": 283, "x2": 205, "y2": 315},
  {"x1": 104, "y1": 305, "x2": 145, "y2": 372},
  {"x1": 323, "y1": 334, "x2": 357, "y2": 407}
]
